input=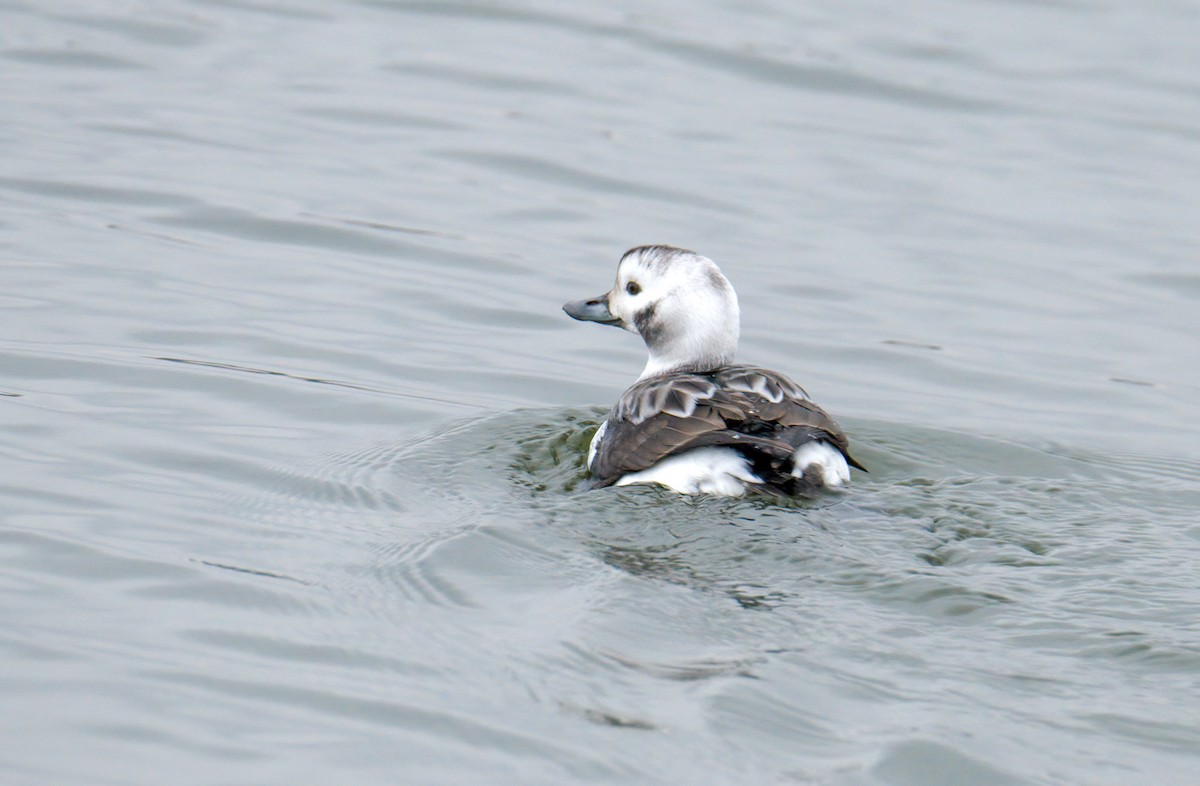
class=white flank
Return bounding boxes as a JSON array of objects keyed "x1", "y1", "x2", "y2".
[
  {"x1": 615, "y1": 447, "x2": 761, "y2": 496},
  {"x1": 587, "y1": 420, "x2": 608, "y2": 469}
]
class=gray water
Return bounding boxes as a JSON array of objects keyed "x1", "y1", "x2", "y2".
[{"x1": 3, "y1": 1, "x2": 1199, "y2": 784}]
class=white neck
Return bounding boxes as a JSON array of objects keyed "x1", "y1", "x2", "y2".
[{"x1": 638, "y1": 325, "x2": 738, "y2": 379}]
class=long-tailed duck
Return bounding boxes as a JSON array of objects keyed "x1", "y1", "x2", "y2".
[{"x1": 564, "y1": 245, "x2": 864, "y2": 496}]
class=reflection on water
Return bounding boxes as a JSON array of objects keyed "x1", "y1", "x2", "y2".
[{"x1": 2, "y1": 0, "x2": 1199, "y2": 783}]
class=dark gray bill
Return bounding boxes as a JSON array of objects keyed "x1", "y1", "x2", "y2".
[{"x1": 563, "y1": 295, "x2": 621, "y2": 326}]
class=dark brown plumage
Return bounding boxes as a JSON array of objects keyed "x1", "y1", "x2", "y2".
[{"x1": 589, "y1": 365, "x2": 865, "y2": 492}]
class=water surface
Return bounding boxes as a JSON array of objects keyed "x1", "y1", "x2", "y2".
[{"x1": 2, "y1": 1, "x2": 1199, "y2": 784}]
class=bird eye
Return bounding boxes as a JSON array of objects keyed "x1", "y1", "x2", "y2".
[{"x1": 625, "y1": 281, "x2": 641, "y2": 296}]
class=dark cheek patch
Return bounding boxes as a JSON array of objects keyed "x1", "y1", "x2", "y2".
[{"x1": 633, "y1": 303, "x2": 662, "y2": 344}]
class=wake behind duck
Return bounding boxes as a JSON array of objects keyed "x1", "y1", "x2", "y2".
[{"x1": 564, "y1": 245, "x2": 864, "y2": 496}]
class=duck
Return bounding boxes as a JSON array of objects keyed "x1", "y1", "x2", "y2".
[{"x1": 563, "y1": 245, "x2": 864, "y2": 496}]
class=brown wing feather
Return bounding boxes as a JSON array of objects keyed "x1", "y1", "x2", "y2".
[{"x1": 589, "y1": 365, "x2": 864, "y2": 488}]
